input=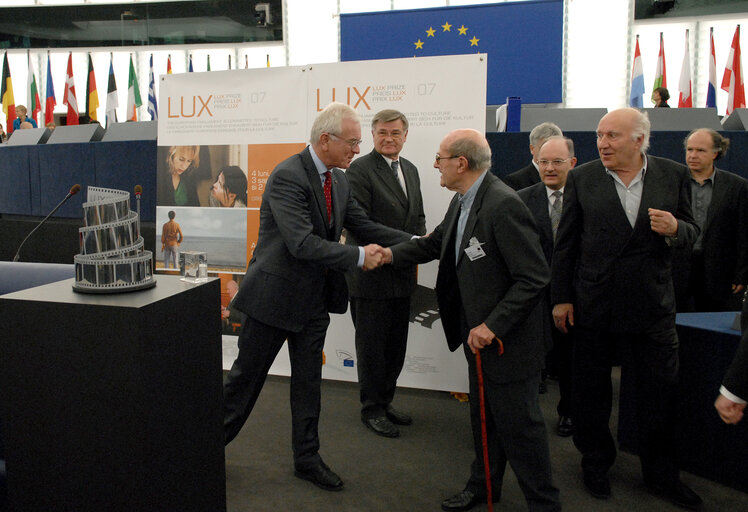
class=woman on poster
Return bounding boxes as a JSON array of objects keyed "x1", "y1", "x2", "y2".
[
  {"x1": 209, "y1": 165, "x2": 248, "y2": 208},
  {"x1": 159, "y1": 145, "x2": 201, "y2": 207}
]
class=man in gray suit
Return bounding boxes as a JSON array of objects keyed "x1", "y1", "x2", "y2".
[
  {"x1": 380, "y1": 129, "x2": 560, "y2": 512},
  {"x1": 551, "y1": 108, "x2": 701, "y2": 509},
  {"x1": 223, "y1": 103, "x2": 412, "y2": 492},
  {"x1": 345, "y1": 110, "x2": 426, "y2": 438}
]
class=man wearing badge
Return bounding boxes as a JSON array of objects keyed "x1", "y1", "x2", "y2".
[{"x1": 379, "y1": 129, "x2": 560, "y2": 511}]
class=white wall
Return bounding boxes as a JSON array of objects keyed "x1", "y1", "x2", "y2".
[{"x1": 3, "y1": 0, "x2": 748, "y2": 125}]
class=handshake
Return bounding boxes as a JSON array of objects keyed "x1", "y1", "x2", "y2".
[{"x1": 362, "y1": 244, "x2": 393, "y2": 271}]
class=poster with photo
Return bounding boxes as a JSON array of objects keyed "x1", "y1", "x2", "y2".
[{"x1": 158, "y1": 55, "x2": 486, "y2": 393}]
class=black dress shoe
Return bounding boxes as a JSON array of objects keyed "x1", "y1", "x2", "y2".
[
  {"x1": 646, "y1": 480, "x2": 702, "y2": 510},
  {"x1": 556, "y1": 416, "x2": 575, "y2": 437},
  {"x1": 441, "y1": 489, "x2": 498, "y2": 511},
  {"x1": 362, "y1": 415, "x2": 400, "y2": 437},
  {"x1": 386, "y1": 406, "x2": 413, "y2": 425},
  {"x1": 294, "y1": 461, "x2": 343, "y2": 492},
  {"x1": 583, "y1": 472, "x2": 611, "y2": 499}
]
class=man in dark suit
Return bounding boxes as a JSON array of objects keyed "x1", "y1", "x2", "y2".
[
  {"x1": 502, "y1": 122, "x2": 562, "y2": 191},
  {"x1": 673, "y1": 128, "x2": 748, "y2": 312},
  {"x1": 381, "y1": 129, "x2": 560, "y2": 512},
  {"x1": 715, "y1": 326, "x2": 748, "y2": 424},
  {"x1": 345, "y1": 110, "x2": 426, "y2": 438},
  {"x1": 551, "y1": 108, "x2": 701, "y2": 509},
  {"x1": 518, "y1": 136, "x2": 576, "y2": 438},
  {"x1": 223, "y1": 103, "x2": 412, "y2": 492}
]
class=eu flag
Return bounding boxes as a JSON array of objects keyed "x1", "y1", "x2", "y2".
[{"x1": 341, "y1": 0, "x2": 563, "y2": 106}]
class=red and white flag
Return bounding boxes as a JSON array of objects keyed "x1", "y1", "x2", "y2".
[
  {"x1": 651, "y1": 32, "x2": 667, "y2": 103},
  {"x1": 62, "y1": 52, "x2": 79, "y2": 125},
  {"x1": 721, "y1": 25, "x2": 746, "y2": 115},
  {"x1": 678, "y1": 30, "x2": 692, "y2": 108}
]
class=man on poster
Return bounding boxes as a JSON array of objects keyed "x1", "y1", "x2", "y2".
[
  {"x1": 345, "y1": 109, "x2": 426, "y2": 438},
  {"x1": 223, "y1": 102, "x2": 412, "y2": 492}
]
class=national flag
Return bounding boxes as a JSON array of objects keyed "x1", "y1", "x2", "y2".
[
  {"x1": 189, "y1": 54, "x2": 193, "y2": 72},
  {"x1": 630, "y1": 36, "x2": 645, "y2": 108},
  {"x1": 207, "y1": 55, "x2": 211, "y2": 71},
  {"x1": 677, "y1": 30, "x2": 692, "y2": 108},
  {"x1": 707, "y1": 27, "x2": 717, "y2": 109},
  {"x1": 126, "y1": 54, "x2": 142, "y2": 122},
  {"x1": 85, "y1": 53, "x2": 99, "y2": 121},
  {"x1": 339, "y1": 2, "x2": 564, "y2": 105},
  {"x1": 651, "y1": 32, "x2": 667, "y2": 103},
  {"x1": 62, "y1": 52, "x2": 79, "y2": 125},
  {"x1": 106, "y1": 54, "x2": 118, "y2": 126},
  {"x1": 1, "y1": 52, "x2": 15, "y2": 135},
  {"x1": 28, "y1": 53, "x2": 41, "y2": 124},
  {"x1": 721, "y1": 25, "x2": 746, "y2": 115},
  {"x1": 167, "y1": 54, "x2": 172, "y2": 74},
  {"x1": 228, "y1": 55, "x2": 232, "y2": 70},
  {"x1": 44, "y1": 53, "x2": 56, "y2": 126},
  {"x1": 245, "y1": 55, "x2": 248, "y2": 69},
  {"x1": 147, "y1": 54, "x2": 157, "y2": 121}
]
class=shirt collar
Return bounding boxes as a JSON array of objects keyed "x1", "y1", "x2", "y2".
[
  {"x1": 545, "y1": 185, "x2": 564, "y2": 199},
  {"x1": 309, "y1": 145, "x2": 331, "y2": 177},
  {"x1": 604, "y1": 153, "x2": 648, "y2": 183},
  {"x1": 459, "y1": 170, "x2": 488, "y2": 209}
]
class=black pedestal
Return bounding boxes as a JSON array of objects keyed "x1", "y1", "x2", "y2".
[{"x1": 0, "y1": 276, "x2": 226, "y2": 511}]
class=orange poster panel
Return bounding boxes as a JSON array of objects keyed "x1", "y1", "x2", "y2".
[{"x1": 245, "y1": 143, "x2": 307, "y2": 208}]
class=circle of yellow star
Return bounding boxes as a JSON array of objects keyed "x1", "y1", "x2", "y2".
[
  {"x1": 441, "y1": 22, "x2": 452, "y2": 32},
  {"x1": 469, "y1": 36, "x2": 479, "y2": 46},
  {"x1": 426, "y1": 27, "x2": 436, "y2": 37},
  {"x1": 458, "y1": 25, "x2": 468, "y2": 35},
  {"x1": 414, "y1": 39, "x2": 424, "y2": 50}
]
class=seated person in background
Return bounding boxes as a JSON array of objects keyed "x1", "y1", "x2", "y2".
[
  {"x1": 0, "y1": 124, "x2": 7, "y2": 142},
  {"x1": 159, "y1": 145, "x2": 201, "y2": 207},
  {"x1": 20, "y1": 121, "x2": 34, "y2": 130},
  {"x1": 653, "y1": 87, "x2": 670, "y2": 107},
  {"x1": 45, "y1": 121, "x2": 56, "y2": 131},
  {"x1": 210, "y1": 165, "x2": 248, "y2": 207},
  {"x1": 13, "y1": 105, "x2": 38, "y2": 130},
  {"x1": 502, "y1": 122, "x2": 563, "y2": 191}
]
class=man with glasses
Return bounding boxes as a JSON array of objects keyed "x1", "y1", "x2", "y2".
[
  {"x1": 379, "y1": 129, "x2": 560, "y2": 512},
  {"x1": 503, "y1": 122, "x2": 563, "y2": 191},
  {"x1": 518, "y1": 136, "x2": 576, "y2": 438},
  {"x1": 344, "y1": 110, "x2": 426, "y2": 438},
  {"x1": 223, "y1": 102, "x2": 412, "y2": 493},
  {"x1": 551, "y1": 108, "x2": 701, "y2": 509}
]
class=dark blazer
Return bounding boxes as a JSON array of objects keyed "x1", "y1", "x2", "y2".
[
  {"x1": 391, "y1": 172, "x2": 550, "y2": 383},
  {"x1": 551, "y1": 155, "x2": 699, "y2": 333},
  {"x1": 345, "y1": 150, "x2": 426, "y2": 299},
  {"x1": 233, "y1": 146, "x2": 411, "y2": 332},
  {"x1": 723, "y1": 329, "x2": 748, "y2": 401},
  {"x1": 672, "y1": 168, "x2": 748, "y2": 310},
  {"x1": 503, "y1": 162, "x2": 540, "y2": 191}
]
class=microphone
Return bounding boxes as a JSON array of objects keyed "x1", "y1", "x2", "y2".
[
  {"x1": 134, "y1": 185, "x2": 142, "y2": 244},
  {"x1": 13, "y1": 184, "x2": 81, "y2": 262}
]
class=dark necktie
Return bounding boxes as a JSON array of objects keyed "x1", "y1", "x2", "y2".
[
  {"x1": 323, "y1": 171, "x2": 332, "y2": 224},
  {"x1": 391, "y1": 160, "x2": 406, "y2": 194},
  {"x1": 550, "y1": 190, "x2": 563, "y2": 240}
]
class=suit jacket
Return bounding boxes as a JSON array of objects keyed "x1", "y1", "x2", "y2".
[
  {"x1": 723, "y1": 329, "x2": 748, "y2": 401},
  {"x1": 233, "y1": 146, "x2": 411, "y2": 333},
  {"x1": 503, "y1": 162, "x2": 541, "y2": 191},
  {"x1": 391, "y1": 172, "x2": 549, "y2": 383},
  {"x1": 518, "y1": 182, "x2": 557, "y2": 351},
  {"x1": 551, "y1": 155, "x2": 699, "y2": 333},
  {"x1": 344, "y1": 150, "x2": 426, "y2": 299},
  {"x1": 672, "y1": 168, "x2": 748, "y2": 310}
]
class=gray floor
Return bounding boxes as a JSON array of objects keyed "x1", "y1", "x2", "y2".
[{"x1": 224, "y1": 370, "x2": 748, "y2": 512}]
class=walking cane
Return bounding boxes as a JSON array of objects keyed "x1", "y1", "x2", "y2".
[{"x1": 474, "y1": 337, "x2": 504, "y2": 512}]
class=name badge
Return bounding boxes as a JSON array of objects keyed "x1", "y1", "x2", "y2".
[{"x1": 464, "y1": 237, "x2": 486, "y2": 261}]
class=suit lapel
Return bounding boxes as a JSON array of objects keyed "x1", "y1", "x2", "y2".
[
  {"x1": 440, "y1": 195, "x2": 462, "y2": 262},
  {"x1": 704, "y1": 168, "x2": 726, "y2": 235},
  {"x1": 300, "y1": 148, "x2": 330, "y2": 231},
  {"x1": 456, "y1": 173, "x2": 492, "y2": 265},
  {"x1": 531, "y1": 185, "x2": 554, "y2": 244},
  {"x1": 330, "y1": 168, "x2": 345, "y2": 235},
  {"x1": 594, "y1": 163, "x2": 635, "y2": 233}
]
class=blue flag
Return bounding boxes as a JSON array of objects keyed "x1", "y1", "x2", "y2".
[
  {"x1": 147, "y1": 54, "x2": 158, "y2": 120},
  {"x1": 340, "y1": 0, "x2": 562, "y2": 105}
]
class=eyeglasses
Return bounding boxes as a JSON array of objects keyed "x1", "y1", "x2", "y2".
[
  {"x1": 537, "y1": 158, "x2": 571, "y2": 167},
  {"x1": 328, "y1": 133, "x2": 363, "y2": 148},
  {"x1": 435, "y1": 154, "x2": 461, "y2": 164}
]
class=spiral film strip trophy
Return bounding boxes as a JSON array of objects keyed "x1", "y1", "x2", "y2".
[{"x1": 72, "y1": 186, "x2": 156, "y2": 293}]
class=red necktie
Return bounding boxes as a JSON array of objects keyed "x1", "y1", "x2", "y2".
[{"x1": 323, "y1": 171, "x2": 332, "y2": 223}]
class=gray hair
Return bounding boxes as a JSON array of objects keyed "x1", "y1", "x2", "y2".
[
  {"x1": 539, "y1": 135, "x2": 575, "y2": 158},
  {"x1": 448, "y1": 134, "x2": 492, "y2": 171},
  {"x1": 371, "y1": 109, "x2": 409, "y2": 131},
  {"x1": 632, "y1": 110, "x2": 651, "y2": 153},
  {"x1": 684, "y1": 128, "x2": 730, "y2": 160},
  {"x1": 529, "y1": 122, "x2": 562, "y2": 146},
  {"x1": 310, "y1": 102, "x2": 361, "y2": 144}
]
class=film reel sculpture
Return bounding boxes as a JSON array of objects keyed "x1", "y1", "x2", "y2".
[{"x1": 73, "y1": 187, "x2": 156, "y2": 293}]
